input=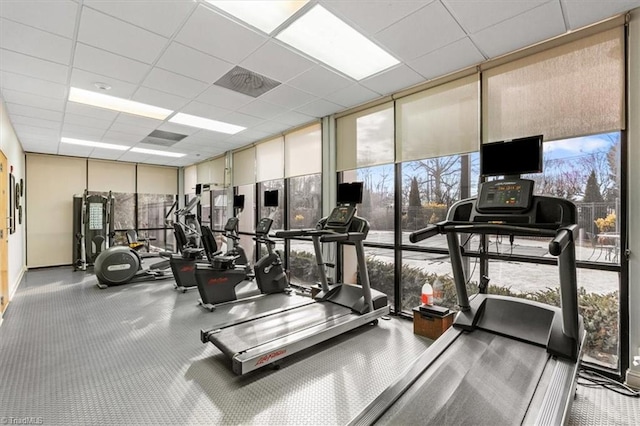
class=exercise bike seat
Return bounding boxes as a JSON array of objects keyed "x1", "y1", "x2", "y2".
[{"x1": 210, "y1": 254, "x2": 239, "y2": 270}]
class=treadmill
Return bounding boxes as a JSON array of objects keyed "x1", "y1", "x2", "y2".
[
  {"x1": 200, "y1": 191, "x2": 390, "y2": 375},
  {"x1": 348, "y1": 177, "x2": 585, "y2": 425}
]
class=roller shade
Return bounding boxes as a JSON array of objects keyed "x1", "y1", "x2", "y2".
[
  {"x1": 137, "y1": 164, "x2": 177, "y2": 194},
  {"x1": 196, "y1": 156, "x2": 226, "y2": 186},
  {"x1": 396, "y1": 74, "x2": 479, "y2": 161},
  {"x1": 285, "y1": 123, "x2": 321, "y2": 177},
  {"x1": 232, "y1": 147, "x2": 256, "y2": 186},
  {"x1": 256, "y1": 136, "x2": 284, "y2": 182},
  {"x1": 483, "y1": 27, "x2": 624, "y2": 143},
  {"x1": 88, "y1": 159, "x2": 136, "y2": 193},
  {"x1": 336, "y1": 102, "x2": 394, "y2": 171}
]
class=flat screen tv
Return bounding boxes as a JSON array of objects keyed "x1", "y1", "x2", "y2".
[
  {"x1": 233, "y1": 194, "x2": 245, "y2": 209},
  {"x1": 480, "y1": 135, "x2": 543, "y2": 177},
  {"x1": 337, "y1": 182, "x2": 363, "y2": 204},
  {"x1": 264, "y1": 190, "x2": 278, "y2": 207}
]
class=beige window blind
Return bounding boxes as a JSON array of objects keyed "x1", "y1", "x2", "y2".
[
  {"x1": 232, "y1": 147, "x2": 256, "y2": 186},
  {"x1": 256, "y1": 136, "x2": 284, "y2": 182},
  {"x1": 285, "y1": 123, "x2": 321, "y2": 177}
]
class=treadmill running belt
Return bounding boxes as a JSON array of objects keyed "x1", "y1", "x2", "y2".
[
  {"x1": 377, "y1": 330, "x2": 549, "y2": 425},
  {"x1": 209, "y1": 302, "x2": 353, "y2": 358}
]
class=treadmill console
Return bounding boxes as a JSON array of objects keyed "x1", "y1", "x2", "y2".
[
  {"x1": 224, "y1": 217, "x2": 239, "y2": 232},
  {"x1": 476, "y1": 179, "x2": 534, "y2": 212},
  {"x1": 255, "y1": 217, "x2": 273, "y2": 236},
  {"x1": 325, "y1": 205, "x2": 356, "y2": 232}
]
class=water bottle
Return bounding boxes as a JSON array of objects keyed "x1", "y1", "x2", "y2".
[{"x1": 421, "y1": 282, "x2": 433, "y2": 305}]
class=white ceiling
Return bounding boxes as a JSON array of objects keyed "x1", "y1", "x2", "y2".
[{"x1": 1, "y1": 0, "x2": 639, "y2": 167}]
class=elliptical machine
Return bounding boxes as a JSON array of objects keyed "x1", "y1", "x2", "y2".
[{"x1": 94, "y1": 245, "x2": 172, "y2": 289}]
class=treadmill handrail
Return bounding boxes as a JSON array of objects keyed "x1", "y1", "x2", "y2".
[
  {"x1": 320, "y1": 231, "x2": 366, "y2": 243},
  {"x1": 275, "y1": 229, "x2": 334, "y2": 238},
  {"x1": 410, "y1": 221, "x2": 569, "y2": 242}
]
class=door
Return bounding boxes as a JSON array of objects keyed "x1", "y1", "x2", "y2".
[{"x1": 0, "y1": 150, "x2": 8, "y2": 315}]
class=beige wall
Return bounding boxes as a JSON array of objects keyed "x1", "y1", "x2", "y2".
[{"x1": 26, "y1": 154, "x2": 86, "y2": 268}]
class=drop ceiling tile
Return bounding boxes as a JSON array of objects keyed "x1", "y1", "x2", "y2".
[
  {"x1": 1, "y1": 88, "x2": 66, "y2": 112},
  {"x1": 562, "y1": 0, "x2": 640, "y2": 30},
  {"x1": 102, "y1": 130, "x2": 147, "y2": 144},
  {"x1": 21, "y1": 138, "x2": 58, "y2": 154},
  {"x1": 196, "y1": 84, "x2": 253, "y2": 110},
  {"x1": 155, "y1": 121, "x2": 201, "y2": 137},
  {"x1": 132, "y1": 87, "x2": 190, "y2": 111},
  {"x1": 443, "y1": 0, "x2": 548, "y2": 34},
  {"x1": 116, "y1": 151, "x2": 154, "y2": 163},
  {"x1": 224, "y1": 130, "x2": 271, "y2": 146},
  {"x1": 360, "y1": 64, "x2": 425, "y2": 96},
  {"x1": 258, "y1": 84, "x2": 318, "y2": 109},
  {"x1": 142, "y1": 67, "x2": 209, "y2": 98},
  {"x1": 179, "y1": 101, "x2": 233, "y2": 120},
  {"x1": 5, "y1": 103, "x2": 64, "y2": 122},
  {"x1": 324, "y1": 0, "x2": 429, "y2": 34},
  {"x1": 295, "y1": 99, "x2": 345, "y2": 118},
  {"x1": 63, "y1": 112, "x2": 114, "y2": 130},
  {"x1": 324, "y1": 83, "x2": 381, "y2": 108},
  {"x1": 69, "y1": 68, "x2": 138, "y2": 99},
  {"x1": 471, "y1": 1, "x2": 566, "y2": 58},
  {"x1": 73, "y1": 43, "x2": 151, "y2": 84},
  {"x1": 1, "y1": 71, "x2": 67, "y2": 100},
  {"x1": 240, "y1": 40, "x2": 316, "y2": 83},
  {"x1": 0, "y1": 18, "x2": 72, "y2": 65},
  {"x1": 64, "y1": 102, "x2": 119, "y2": 121},
  {"x1": 58, "y1": 144, "x2": 94, "y2": 157},
  {"x1": 287, "y1": 65, "x2": 352, "y2": 97},
  {"x1": 83, "y1": 0, "x2": 196, "y2": 38},
  {"x1": 0, "y1": 0, "x2": 78, "y2": 38},
  {"x1": 77, "y1": 7, "x2": 168, "y2": 64},
  {"x1": 62, "y1": 122, "x2": 107, "y2": 139},
  {"x1": 238, "y1": 99, "x2": 287, "y2": 120},
  {"x1": 175, "y1": 4, "x2": 267, "y2": 64},
  {"x1": 410, "y1": 37, "x2": 485, "y2": 80},
  {"x1": 272, "y1": 110, "x2": 315, "y2": 127},
  {"x1": 10, "y1": 114, "x2": 60, "y2": 130},
  {"x1": 156, "y1": 42, "x2": 234, "y2": 84},
  {"x1": 0, "y1": 49, "x2": 69, "y2": 84},
  {"x1": 221, "y1": 111, "x2": 263, "y2": 128},
  {"x1": 13, "y1": 123, "x2": 60, "y2": 138},
  {"x1": 108, "y1": 122, "x2": 157, "y2": 138},
  {"x1": 88, "y1": 148, "x2": 125, "y2": 161},
  {"x1": 375, "y1": 2, "x2": 466, "y2": 61},
  {"x1": 251, "y1": 120, "x2": 293, "y2": 135}
]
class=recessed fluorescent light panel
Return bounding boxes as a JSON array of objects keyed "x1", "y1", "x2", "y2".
[
  {"x1": 68, "y1": 87, "x2": 173, "y2": 120},
  {"x1": 276, "y1": 5, "x2": 400, "y2": 80},
  {"x1": 169, "y1": 113, "x2": 246, "y2": 134},
  {"x1": 61, "y1": 137, "x2": 129, "y2": 151},
  {"x1": 130, "y1": 147, "x2": 186, "y2": 158},
  {"x1": 206, "y1": 0, "x2": 308, "y2": 34}
]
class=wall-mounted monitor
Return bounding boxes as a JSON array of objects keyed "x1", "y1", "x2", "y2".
[
  {"x1": 480, "y1": 135, "x2": 543, "y2": 177},
  {"x1": 264, "y1": 190, "x2": 279, "y2": 207},
  {"x1": 337, "y1": 182, "x2": 363, "y2": 204},
  {"x1": 233, "y1": 194, "x2": 245, "y2": 209}
]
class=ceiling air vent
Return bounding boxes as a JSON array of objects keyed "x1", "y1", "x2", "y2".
[
  {"x1": 214, "y1": 66, "x2": 281, "y2": 98},
  {"x1": 140, "y1": 129, "x2": 188, "y2": 147}
]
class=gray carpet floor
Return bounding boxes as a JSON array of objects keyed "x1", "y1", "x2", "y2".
[{"x1": 0, "y1": 266, "x2": 638, "y2": 425}]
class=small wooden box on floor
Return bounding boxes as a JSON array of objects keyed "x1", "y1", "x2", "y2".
[{"x1": 413, "y1": 306, "x2": 455, "y2": 340}]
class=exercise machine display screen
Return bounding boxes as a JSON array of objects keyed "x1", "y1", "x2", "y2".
[
  {"x1": 477, "y1": 179, "x2": 534, "y2": 211},
  {"x1": 326, "y1": 205, "x2": 356, "y2": 227},
  {"x1": 255, "y1": 218, "x2": 273, "y2": 235},
  {"x1": 224, "y1": 217, "x2": 239, "y2": 232}
]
